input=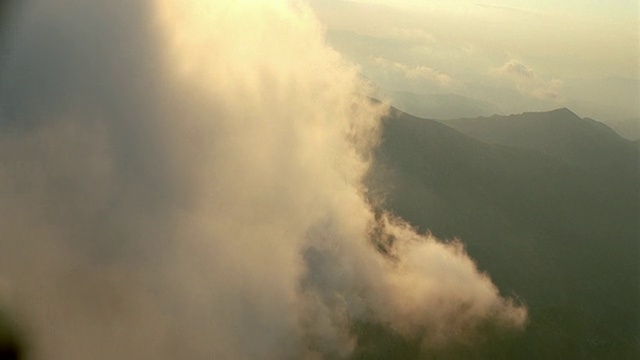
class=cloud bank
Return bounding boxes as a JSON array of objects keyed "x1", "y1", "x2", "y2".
[
  {"x1": 0, "y1": 0, "x2": 526, "y2": 359},
  {"x1": 371, "y1": 56, "x2": 457, "y2": 88},
  {"x1": 492, "y1": 60, "x2": 564, "y2": 101}
]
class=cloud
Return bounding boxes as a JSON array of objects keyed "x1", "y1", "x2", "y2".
[
  {"x1": 372, "y1": 56, "x2": 458, "y2": 88},
  {"x1": 492, "y1": 60, "x2": 564, "y2": 101},
  {"x1": 475, "y1": 3, "x2": 543, "y2": 16},
  {"x1": 0, "y1": 0, "x2": 526, "y2": 359},
  {"x1": 385, "y1": 27, "x2": 436, "y2": 43},
  {"x1": 494, "y1": 60, "x2": 536, "y2": 80}
]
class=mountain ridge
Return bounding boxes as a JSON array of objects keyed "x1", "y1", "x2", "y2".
[
  {"x1": 439, "y1": 107, "x2": 638, "y2": 175},
  {"x1": 365, "y1": 106, "x2": 639, "y2": 358}
]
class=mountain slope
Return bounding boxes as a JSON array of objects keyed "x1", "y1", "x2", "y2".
[
  {"x1": 365, "y1": 107, "x2": 640, "y2": 359},
  {"x1": 440, "y1": 108, "x2": 638, "y2": 175},
  {"x1": 607, "y1": 117, "x2": 640, "y2": 141}
]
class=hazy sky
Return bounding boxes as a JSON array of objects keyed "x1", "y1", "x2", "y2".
[
  {"x1": 309, "y1": 0, "x2": 639, "y2": 120},
  {"x1": 0, "y1": 1, "x2": 526, "y2": 358}
]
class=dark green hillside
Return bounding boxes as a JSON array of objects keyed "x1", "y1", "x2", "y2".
[
  {"x1": 364, "y1": 107, "x2": 639, "y2": 358},
  {"x1": 607, "y1": 117, "x2": 640, "y2": 141},
  {"x1": 441, "y1": 108, "x2": 638, "y2": 175},
  {"x1": 0, "y1": 311, "x2": 23, "y2": 360}
]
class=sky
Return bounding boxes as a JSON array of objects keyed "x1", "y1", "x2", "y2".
[{"x1": 308, "y1": 0, "x2": 640, "y2": 121}]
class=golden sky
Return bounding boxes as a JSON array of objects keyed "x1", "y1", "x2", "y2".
[{"x1": 309, "y1": 0, "x2": 639, "y2": 120}]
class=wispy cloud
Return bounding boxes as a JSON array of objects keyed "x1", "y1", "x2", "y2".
[
  {"x1": 372, "y1": 56, "x2": 458, "y2": 87},
  {"x1": 491, "y1": 60, "x2": 564, "y2": 101},
  {"x1": 385, "y1": 27, "x2": 436, "y2": 43},
  {"x1": 476, "y1": 3, "x2": 543, "y2": 16}
]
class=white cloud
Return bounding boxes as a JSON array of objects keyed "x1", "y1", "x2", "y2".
[
  {"x1": 372, "y1": 56, "x2": 458, "y2": 87},
  {"x1": 386, "y1": 27, "x2": 436, "y2": 43},
  {"x1": 0, "y1": 1, "x2": 526, "y2": 359},
  {"x1": 492, "y1": 59, "x2": 564, "y2": 101}
]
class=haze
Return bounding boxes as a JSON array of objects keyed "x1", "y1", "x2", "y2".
[
  {"x1": 309, "y1": 0, "x2": 640, "y2": 121},
  {"x1": 0, "y1": 1, "x2": 526, "y2": 359},
  {"x1": 0, "y1": 0, "x2": 637, "y2": 359}
]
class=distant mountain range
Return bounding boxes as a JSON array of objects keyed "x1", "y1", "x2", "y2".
[
  {"x1": 606, "y1": 117, "x2": 640, "y2": 141},
  {"x1": 381, "y1": 90, "x2": 639, "y2": 141},
  {"x1": 386, "y1": 91, "x2": 501, "y2": 120},
  {"x1": 441, "y1": 108, "x2": 638, "y2": 174},
  {"x1": 363, "y1": 107, "x2": 639, "y2": 359}
]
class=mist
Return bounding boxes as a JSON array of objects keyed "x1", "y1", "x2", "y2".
[
  {"x1": 308, "y1": 0, "x2": 640, "y2": 123},
  {"x1": 0, "y1": 1, "x2": 525, "y2": 359}
]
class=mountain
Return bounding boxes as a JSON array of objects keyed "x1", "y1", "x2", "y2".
[
  {"x1": 363, "y1": 107, "x2": 639, "y2": 358},
  {"x1": 606, "y1": 117, "x2": 640, "y2": 141},
  {"x1": 563, "y1": 77, "x2": 640, "y2": 123},
  {"x1": 0, "y1": 0, "x2": 18, "y2": 35},
  {"x1": 440, "y1": 108, "x2": 638, "y2": 175},
  {"x1": 0, "y1": 0, "x2": 20, "y2": 71},
  {"x1": 0, "y1": 311, "x2": 22, "y2": 360},
  {"x1": 388, "y1": 91, "x2": 501, "y2": 120}
]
